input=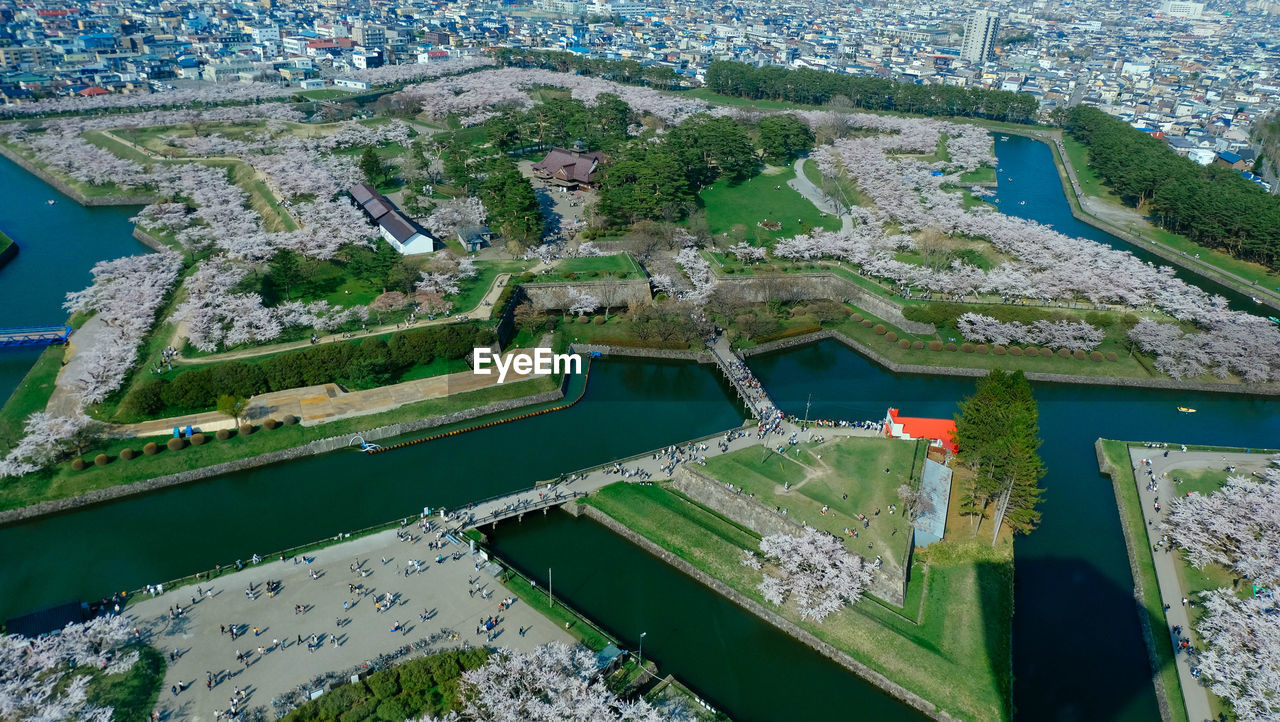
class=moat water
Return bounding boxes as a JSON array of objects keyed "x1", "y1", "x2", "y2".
[{"x1": 1, "y1": 135, "x2": 1276, "y2": 721}]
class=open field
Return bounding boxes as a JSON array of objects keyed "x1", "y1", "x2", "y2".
[{"x1": 700, "y1": 165, "x2": 841, "y2": 243}]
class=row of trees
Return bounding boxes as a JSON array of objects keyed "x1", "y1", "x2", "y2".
[
  {"x1": 491, "y1": 49, "x2": 684, "y2": 90},
  {"x1": 124, "y1": 324, "x2": 493, "y2": 417},
  {"x1": 704, "y1": 61, "x2": 1040, "y2": 123},
  {"x1": 953, "y1": 370, "x2": 1046, "y2": 539},
  {"x1": 484, "y1": 95, "x2": 636, "y2": 154},
  {"x1": 1065, "y1": 106, "x2": 1280, "y2": 268}
]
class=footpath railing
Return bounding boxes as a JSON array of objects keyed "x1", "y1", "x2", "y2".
[
  {"x1": 705, "y1": 342, "x2": 768, "y2": 419},
  {"x1": 452, "y1": 490, "x2": 586, "y2": 529},
  {"x1": 552, "y1": 424, "x2": 752, "y2": 482}
]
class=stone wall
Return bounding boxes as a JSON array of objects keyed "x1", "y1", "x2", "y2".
[
  {"x1": 131, "y1": 227, "x2": 170, "y2": 253},
  {"x1": 571, "y1": 344, "x2": 711, "y2": 363},
  {"x1": 522, "y1": 279, "x2": 652, "y2": 312},
  {"x1": 577, "y1": 503, "x2": 954, "y2": 721},
  {"x1": 709, "y1": 271, "x2": 935, "y2": 335},
  {"x1": 671, "y1": 467, "x2": 800, "y2": 537},
  {"x1": 0, "y1": 143, "x2": 157, "y2": 207},
  {"x1": 0, "y1": 387, "x2": 565, "y2": 528}
]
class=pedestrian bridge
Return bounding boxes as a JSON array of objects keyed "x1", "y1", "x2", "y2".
[
  {"x1": 705, "y1": 336, "x2": 775, "y2": 419},
  {"x1": 0, "y1": 325, "x2": 71, "y2": 348}
]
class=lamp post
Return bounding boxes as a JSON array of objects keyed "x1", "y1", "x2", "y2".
[{"x1": 638, "y1": 632, "x2": 647, "y2": 677}]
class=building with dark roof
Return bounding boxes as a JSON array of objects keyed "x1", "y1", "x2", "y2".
[
  {"x1": 377, "y1": 210, "x2": 434, "y2": 255},
  {"x1": 531, "y1": 145, "x2": 606, "y2": 189}
]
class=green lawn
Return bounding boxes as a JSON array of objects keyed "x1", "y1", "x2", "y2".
[
  {"x1": 0, "y1": 373, "x2": 561, "y2": 512},
  {"x1": 0, "y1": 346, "x2": 64, "y2": 455},
  {"x1": 533, "y1": 254, "x2": 644, "y2": 282},
  {"x1": 802, "y1": 157, "x2": 869, "y2": 210},
  {"x1": 701, "y1": 437, "x2": 920, "y2": 586},
  {"x1": 498, "y1": 570, "x2": 613, "y2": 652},
  {"x1": 85, "y1": 645, "x2": 166, "y2": 721},
  {"x1": 82, "y1": 130, "x2": 157, "y2": 165},
  {"x1": 585, "y1": 481, "x2": 1012, "y2": 721},
  {"x1": 452, "y1": 259, "x2": 534, "y2": 312},
  {"x1": 958, "y1": 166, "x2": 996, "y2": 183},
  {"x1": 0, "y1": 230, "x2": 12, "y2": 253},
  {"x1": 699, "y1": 166, "x2": 841, "y2": 243},
  {"x1": 1098, "y1": 440, "x2": 1192, "y2": 722}
]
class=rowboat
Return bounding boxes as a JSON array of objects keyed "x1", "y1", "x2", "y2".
[{"x1": 1177, "y1": 407, "x2": 1196, "y2": 413}]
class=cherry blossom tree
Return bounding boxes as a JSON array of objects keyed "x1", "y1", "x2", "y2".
[
  {"x1": 0, "y1": 411, "x2": 98, "y2": 478},
  {"x1": 1191, "y1": 589, "x2": 1280, "y2": 721},
  {"x1": 454, "y1": 643, "x2": 677, "y2": 722},
  {"x1": 424, "y1": 197, "x2": 487, "y2": 238},
  {"x1": 754, "y1": 528, "x2": 874, "y2": 622},
  {"x1": 956, "y1": 313, "x2": 1105, "y2": 350},
  {"x1": 727, "y1": 242, "x2": 767, "y2": 264},
  {"x1": 567, "y1": 288, "x2": 600, "y2": 317},
  {"x1": 0, "y1": 615, "x2": 138, "y2": 720}
]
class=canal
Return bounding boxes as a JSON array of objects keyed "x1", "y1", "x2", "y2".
[{"x1": 1, "y1": 133, "x2": 1276, "y2": 721}]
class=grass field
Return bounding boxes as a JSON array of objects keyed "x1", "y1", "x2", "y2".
[
  {"x1": 801, "y1": 157, "x2": 868, "y2": 210},
  {"x1": 701, "y1": 437, "x2": 920, "y2": 582},
  {"x1": 532, "y1": 254, "x2": 644, "y2": 283},
  {"x1": 1098, "y1": 440, "x2": 1194, "y2": 722},
  {"x1": 0, "y1": 373, "x2": 560, "y2": 512},
  {"x1": 699, "y1": 165, "x2": 841, "y2": 243},
  {"x1": 453, "y1": 259, "x2": 533, "y2": 311},
  {"x1": 584, "y1": 480, "x2": 1012, "y2": 721},
  {"x1": 0, "y1": 346, "x2": 64, "y2": 456},
  {"x1": 296, "y1": 88, "x2": 357, "y2": 101}
]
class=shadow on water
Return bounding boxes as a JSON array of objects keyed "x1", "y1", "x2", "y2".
[{"x1": 488, "y1": 512, "x2": 929, "y2": 722}]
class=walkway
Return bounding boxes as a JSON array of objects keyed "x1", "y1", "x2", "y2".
[
  {"x1": 789, "y1": 157, "x2": 853, "y2": 233},
  {"x1": 111, "y1": 347, "x2": 542, "y2": 438},
  {"x1": 705, "y1": 335, "x2": 774, "y2": 419},
  {"x1": 131, "y1": 526, "x2": 574, "y2": 722},
  {"x1": 1125, "y1": 446, "x2": 1269, "y2": 722},
  {"x1": 45, "y1": 316, "x2": 106, "y2": 417}
]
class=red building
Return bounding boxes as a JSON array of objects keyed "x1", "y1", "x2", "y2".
[{"x1": 884, "y1": 408, "x2": 958, "y2": 455}]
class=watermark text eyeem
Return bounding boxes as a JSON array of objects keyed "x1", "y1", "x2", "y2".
[{"x1": 473, "y1": 347, "x2": 581, "y2": 384}]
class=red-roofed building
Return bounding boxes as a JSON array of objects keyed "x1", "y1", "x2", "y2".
[
  {"x1": 78, "y1": 86, "x2": 110, "y2": 96},
  {"x1": 884, "y1": 408, "x2": 958, "y2": 455}
]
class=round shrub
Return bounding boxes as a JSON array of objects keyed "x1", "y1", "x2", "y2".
[
  {"x1": 544, "y1": 319, "x2": 557, "y2": 331},
  {"x1": 929, "y1": 340, "x2": 943, "y2": 351},
  {"x1": 873, "y1": 324, "x2": 887, "y2": 335},
  {"x1": 944, "y1": 342, "x2": 958, "y2": 352},
  {"x1": 861, "y1": 319, "x2": 873, "y2": 328},
  {"x1": 216, "y1": 428, "x2": 232, "y2": 441},
  {"x1": 592, "y1": 316, "x2": 606, "y2": 325},
  {"x1": 884, "y1": 331, "x2": 897, "y2": 342},
  {"x1": 898, "y1": 339, "x2": 911, "y2": 349},
  {"x1": 1090, "y1": 351, "x2": 1105, "y2": 362},
  {"x1": 851, "y1": 313, "x2": 864, "y2": 322},
  {"x1": 167, "y1": 437, "x2": 186, "y2": 451},
  {"x1": 1009, "y1": 346, "x2": 1024, "y2": 357},
  {"x1": 960, "y1": 342, "x2": 975, "y2": 353},
  {"x1": 976, "y1": 344, "x2": 989, "y2": 355},
  {"x1": 993, "y1": 345, "x2": 1006, "y2": 355},
  {"x1": 94, "y1": 453, "x2": 109, "y2": 467},
  {"x1": 912, "y1": 340, "x2": 924, "y2": 350},
  {"x1": 1057, "y1": 348, "x2": 1071, "y2": 359},
  {"x1": 264, "y1": 418, "x2": 281, "y2": 430},
  {"x1": 1073, "y1": 349, "x2": 1087, "y2": 360},
  {"x1": 283, "y1": 415, "x2": 299, "y2": 426},
  {"x1": 1105, "y1": 351, "x2": 1118, "y2": 362},
  {"x1": 1036, "y1": 347, "x2": 1052, "y2": 358},
  {"x1": 190, "y1": 433, "x2": 207, "y2": 446},
  {"x1": 239, "y1": 424, "x2": 255, "y2": 436},
  {"x1": 71, "y1": 458, "x2": 87, "y2": 471},
  {"x1": 576, "y1": 316, "x2": 590, "y2": 324},
  {"x1": 119, "y1": 448, "x2": 136, "y2": 461},
  {"x1": 143, "y1": 441, "x2": 159, "y2": 456}
]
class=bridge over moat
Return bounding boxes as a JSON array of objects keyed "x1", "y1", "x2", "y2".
[{"x1": 0, "y1": 325, "x2": 71, "y2": 348}]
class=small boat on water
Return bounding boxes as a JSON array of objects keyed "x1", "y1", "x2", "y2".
[
  {"x1": 47, "y1": 199, "x2": 55, "y2": 205},
  {"x1": 1269, "y1": 316, "x2": 1280, "y2": 326},
  {"x1": 1252, "y1": 296, "x2": 1261, "y2": 304},
  {"x1": 1019, "y1": 200, "x2": 1026, "y2": 205},
  {"x1": 1000, "y1": 136, "x2": 1010, "y2": 141},
  {"x1": 1177, "y1": 407, "x2": 1197, "y2": 414}
]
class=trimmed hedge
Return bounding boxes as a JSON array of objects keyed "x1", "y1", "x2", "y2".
[
  {"x1": 1073, "y1": 349, "x2": 1088, "y2": 360},
  {"x1": 851, "y1": 313, "x2": 863, "y2": 322},
  {"x1": 143, "y1": 442, "x2": 159, "y2": 456},
  {"x1": 960, "y1": 342, "x2": 975, "y2": 353},
  {"x1": 1057, "y1": 348, "x2": 1071, "y2": 359},
  {"x1": 264, "y1": 418, "x2": 281, "y2": 430},
  {"x1": 860, "y1": 319, "x2": 873, "y2": 328},
  {"x1": 1009, "y1": 346, "x2": 1023, "y2": 357},
  {"x1": 120, "y1": 448, "x2": 136, "y2": 461},
  {"x1": 239, "y1": 424, "x2": 255, "y2": 436},
  {"x1": 72, "y1": 458, "x2": 87, "y2": 471},
  {"x1": 94, "y1": 453, "x2": 110, "y2": 467},
  {"x1": 167, "y1": 437, "x2": 186, "y2": 451},
  {"x1": 993, "y1": 344, "x2": 1006, "y2": 355},
  {"x1": 873, "y1": 324, "x2": 887, "y2": 335},
  {"x1": 284, "y1": 415, "x2": 300, "y2": 425},
  {"x1": 216, "y1": 428, "x2": 232, "y2": 441},
  {"x1": 912, "y1": 340, "x2": 924, "y2": 350},
  {"x1": 929, "y1": 340, "x2": 943, "y2": 351},
  {"x1": 976, "y1": 344, "x2": 989, "y2": 355},
  {"x1": 944, "y1": 342, "x2": 958, "y2": 352},
  {"x1": 884, "y1": 331, "x2": 898, "y2": 342},
  {"x1": 592, "y1": 316, "x2": 606, "y2": 325},
  {"x1": 1090, "y1": 350, "x2": 1105, "y2": 362},
  {"x1": 1105, "y1": 351, "x2": 1119, "y2": 362},
  {"x1": 898, "y1": 338, "x2": 911, "y2": 349},
  {"x1": 190, "y1": 433, "x2": 207, "y2": 446}
]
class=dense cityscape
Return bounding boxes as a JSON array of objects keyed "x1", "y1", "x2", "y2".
[{"x1": 3, "y1": 0, "x2": 1280, "y2": 187}]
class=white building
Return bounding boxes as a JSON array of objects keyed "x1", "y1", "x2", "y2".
[
  {"x1": 960, "y1": 10, "x2": 999, "y2": 64},
  {"x1": 1159, "y1": 1, "x2": 1205, "y2": 18},
  {"x1": 378, "y1": 211, "x2": 436, "y2": 255}
]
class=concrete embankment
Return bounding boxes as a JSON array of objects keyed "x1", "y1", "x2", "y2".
[{"x1": 0, "y1": 143, "x2": 156, "y2": 207}]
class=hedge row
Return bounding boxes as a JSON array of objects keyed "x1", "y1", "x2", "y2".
[
  {"x1": 126, "y1": 324, "x2": 495, "y2": 417},
  {"x1": 751, "y1": 324, "x2": 823, "y2": 345},
  {"x1": 69, "y1": 417, "x2": 300, "y2": 470}
]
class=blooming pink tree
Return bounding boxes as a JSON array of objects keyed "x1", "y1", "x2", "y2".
[
  {"x1": 0, "y1": 615, "x2": 138, "y2": 719},
  {"x1": 453, "y1": 643, "x2": 676, "y2": 721},
  {"x1": 567, "y1": 288, "x2": 600, "y2": 317},
  {"x1": 0, "y1": 412, "x2": 98, "y2": 478},
  {"x1": 753, "y1": 528, "x2": 874, "y2": 622}
]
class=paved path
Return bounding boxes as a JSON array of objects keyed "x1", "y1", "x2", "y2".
[
  {"x1": 789, "y1": 157, "x2": 853, "y2": 233},
  {"x1": 1126, "y1": 447, "x2": 1270, "y2": 722},
  {"x1": 132, "y1": 527, "x2": 574, "y2": 721},
  {"x1": 46, "y1": 316, "x2": 104, "y2": 416},
  {"x1": 705, "y1": 335, "x2": 772, "y2": 419},
  {"x1": 111, "y1": 347, "x2": 541, "y2": 438}
]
